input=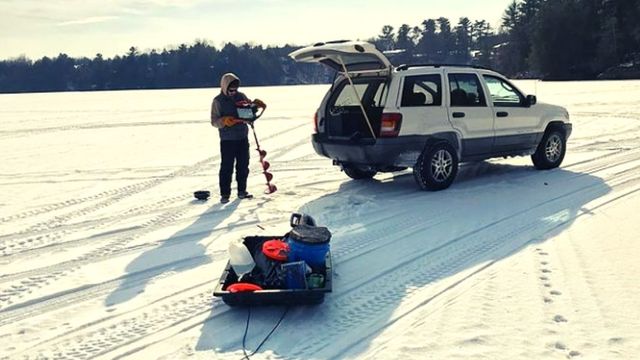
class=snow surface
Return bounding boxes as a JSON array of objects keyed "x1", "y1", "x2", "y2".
[{"x1": 1, "y1": 80, "x2": 639, "y2": 359}]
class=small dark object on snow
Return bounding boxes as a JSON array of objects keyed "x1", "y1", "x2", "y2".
[{"x1": 194, "y1": 190, "x2": 210, "y2": 201}]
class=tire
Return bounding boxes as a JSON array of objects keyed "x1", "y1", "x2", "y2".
[
  {"x1": 531, "y1": 129, "x2": 566, "y2": 170},
  {"x1": 413, "y1": 141, "x2": 459, "y2": 191},
  {"x1": 343, "y1": 166, "x2": 377, "y2": 180}
]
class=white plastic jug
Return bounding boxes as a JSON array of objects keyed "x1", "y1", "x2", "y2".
[{"x1": 228, "y1": 239, "x2": 255, "y2": 277}]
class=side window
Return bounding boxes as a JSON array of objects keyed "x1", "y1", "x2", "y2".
[
  {"x1": 332, "y1": 80, "x2": 387, "y2": 107},
  {"x1": 333, "y1": 83, "x2": 369, "y2": 107},
  {"x1": 483, "y1": 75, "x2": 524, "y2": 107},
  {"x1": 371, "y1": 82, "x2": 388, "y2": 107},
  {"x1": 448, "y1": 73, "x2": 487, "y2": 107},
  {"x1": 401, "y1": 74, "x2": 442, "y2": 107}
]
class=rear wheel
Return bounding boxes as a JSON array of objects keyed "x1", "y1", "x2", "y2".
[
  {"x1": 343, "y1": 165, "x2": 377, "y2": 180},
  {"x1": 413, "y1": 141, "x2": 459, "y2": 191},
  {"x1": 531, "y1": 129, "x2": 566, "y2": 170}
]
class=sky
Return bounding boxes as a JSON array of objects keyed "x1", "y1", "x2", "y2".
[{"x1": 0, "y1": 0, "x2": 514, "y2": 60}]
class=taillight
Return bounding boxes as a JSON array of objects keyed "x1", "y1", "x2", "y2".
[
  {"x1": 313, "y1": 111, "x2": 319, "y2": 133},
  {"x1": 380, "y1": 113, "x2": 402, "y2": 137}
]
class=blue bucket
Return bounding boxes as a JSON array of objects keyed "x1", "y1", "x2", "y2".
[{"x1": 287, "y1": 225, "x2": 331, "y2": 268}]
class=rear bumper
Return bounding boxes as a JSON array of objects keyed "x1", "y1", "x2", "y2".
[{"x1": 311, "y1": 134, "x2": 427, "y2": 167}]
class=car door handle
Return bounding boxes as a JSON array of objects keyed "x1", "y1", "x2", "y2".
[
  {"x1": 496, "y1": 111, "x2": 509, "y2": 117},
  {"x1": 452, "y1": 112, "x2": 465, "y2": 118}
]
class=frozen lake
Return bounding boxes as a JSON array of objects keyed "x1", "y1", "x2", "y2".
[{"x1": 1, "y1": 80, "x2": 639, "y2": 359}]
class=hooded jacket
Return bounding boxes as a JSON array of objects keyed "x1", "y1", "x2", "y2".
[{"x1": 211, "y1": 73, "x2": 250, "y2": 141}]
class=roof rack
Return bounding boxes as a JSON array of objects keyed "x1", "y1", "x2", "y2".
[{"x1": 396, "y1": 63, "x2": 495, "y2": 71}]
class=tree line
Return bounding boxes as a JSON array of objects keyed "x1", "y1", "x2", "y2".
[
  {"x1": 1, "y1": 0, "x2": 638, "y2": 93},
  {"x1": 0, "y1": 43, "x2": 329, "y2": 93},
  {"x1": 371, "y1": 0, "x2": 639, "y2": 80}
]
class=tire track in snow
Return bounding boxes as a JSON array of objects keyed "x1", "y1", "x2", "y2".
[
  {"x1": 10, "y1": 159, "x2": 640, "y2": 360},
  {"x1": 0, "y1": 123, "x2": 308, "y2": 258},
  {"x1": 0, "y1": 200, "x2": 195, "y2": 311},
  {"x1": 323, "y1": 150, "x2": 640, "y2": 268},
  {"x1": 0, "y1": 203, "x2": 284, "y2": 357},
  {"x1": 5, "y1": 140, "x2": 631, "y2": 316},
  {"x1": 0, "y1": 157, "x2": 215, "y2": 257},
  {"x1": 22, "y1": 299, "x2": 224, "y2": 360},
  {"x1": 286, "y1": 170, "x2": 640, "y2": 358},
  {"x1": 3, "y1": 127, "x2": 640, "y2": 358},
  {"x1": 118, "y1": 169, "x2": 640, "y2": 360},
  {"x1": 0, "y1": 120, "x2": 205, "y2": 139},
  {"x1": 1, "y1": 194, "x2": 196, "y2": 262},
  {"x1": 0, "y1": 199, "x2": 271, "y2": 311},
  {"x1": 2, "y1": 286, "x2": 223, "y2": 360},
  {"x1": 0, "y1": 192, "x2": 280, "y2": 318}
]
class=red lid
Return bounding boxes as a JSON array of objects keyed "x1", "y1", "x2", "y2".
[
  {"x1": 262, "y1": 239, "x2": 290, "y2": 261},
  {"x1": 227, "y1": 282, "x2": 263, "y2": 293}
]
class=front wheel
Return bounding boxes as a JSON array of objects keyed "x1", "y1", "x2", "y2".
[
  {"x1": 343, "y1": 166, "x2": 377, "y2": 180},
  {"x1": 413, "y1": 141, "x2": 459, "y2": 191},
  {"x1": 531, "y1": 130, "x2": 566, "y2": 170}
]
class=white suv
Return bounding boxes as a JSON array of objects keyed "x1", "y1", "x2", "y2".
[{"x1": 290, "y1": 41, "x2": 572, "y2": 190}]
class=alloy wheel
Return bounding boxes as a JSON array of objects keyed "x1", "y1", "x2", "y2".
[
  {"x1": 545, "y1": 134, "x2": 563, "y2": 162},
  {"x1": 431, "y1": 149, "x2": 453, "y2": 182}
]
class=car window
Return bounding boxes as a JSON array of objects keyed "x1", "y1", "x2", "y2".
[
  {"x1": 448, "y1": 73, "x2": 487, "y2": 107},
  {"x1": 332, "y1": 80, "x2": 387, "y2": 107},
  {"x1": 333, "y1": 83, "x2": 369, "y2": 107},
  {"x1": 371, "y1": 82, "x2": 388, "y2": 107},
  {"x1": 483, "y1": 75, "x2": 524, "y2": 106},
  {"x1": 401, "y1": 74, "x2": 442, "y2": 107}
]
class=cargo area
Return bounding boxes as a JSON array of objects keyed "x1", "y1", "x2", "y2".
[{"x1": 323, "y1": 77, "x2": 388, "y2": 140}]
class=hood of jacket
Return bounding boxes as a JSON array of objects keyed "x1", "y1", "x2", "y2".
[{"x1": 220, "y1": 73, "x2": 240, "y2": 96}]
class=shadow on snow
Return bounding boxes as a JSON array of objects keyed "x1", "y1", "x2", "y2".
[
  {"x1": 104, "y1": 199, "x2": 240, "y2": 307},
  {"x1": 196, "y1": 162, "x2": 611, "y2": 358}
]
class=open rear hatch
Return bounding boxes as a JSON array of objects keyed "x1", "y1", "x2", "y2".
[
  {"x1": 289, "y1": 41, "x2": 392, "y2": 141},
  {"x1": 289, "y1": 41, "x2": 392, "y2": 74}
]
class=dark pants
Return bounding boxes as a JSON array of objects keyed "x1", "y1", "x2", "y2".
[{"x1": 219, "y1": 138, "x2": 250, "y2": 196}]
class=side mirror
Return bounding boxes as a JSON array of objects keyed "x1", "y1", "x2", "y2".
[{"x1": 525, "y1": 95, "x2": 537, "y2": 107}]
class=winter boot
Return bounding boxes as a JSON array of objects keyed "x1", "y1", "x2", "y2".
[
  {"x1": 220, "y1": 195, "x2": 230, "y2": 204},
  {"x1": 238, "y1": 191, "x2": 253, "y2": 199}
]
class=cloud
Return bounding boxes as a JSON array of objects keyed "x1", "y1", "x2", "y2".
[{"x1": 57, "y1": 16, "x2": 119, "y2": 27}]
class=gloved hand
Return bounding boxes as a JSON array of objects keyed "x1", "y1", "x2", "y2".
[
  {"x1": 252, "y1": 98, "x2": 267, "y2": 109},
  {"x1": 222, "y1": 116, "x2": 240, "y2": 127}
]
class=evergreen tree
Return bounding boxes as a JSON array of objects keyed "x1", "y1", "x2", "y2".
[
  {"x1": 376, "y1": 25, "x2": 396, "y2": 51},
  {"x1": 417, "y1": 19, "x2": 438, "y2": 62},
  {"x1": 530, "y1": 0, "x2": 599, "y2": 79},
  {"x1": 454, "y1": 17, "x2": 472, "y2": 63},
  {"x1": 395, "y1": 24, "x2": 415, "y2": 64}
]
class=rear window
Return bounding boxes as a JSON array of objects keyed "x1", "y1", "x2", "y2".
[
  {"x1": 401, "y1": 74, "x2": 442, "y2": 107},
  {"x1": 331, "y1": 79, "x2": 387, "y2": 108}
]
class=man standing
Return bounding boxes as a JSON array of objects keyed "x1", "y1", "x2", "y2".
[{"x1": 210, "y1": 73, "x2": 257, "y2": 204}]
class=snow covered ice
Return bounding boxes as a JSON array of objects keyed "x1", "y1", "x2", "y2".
[{"x1": 1, "y1": 81, "x2": 639, "y2": 359}]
